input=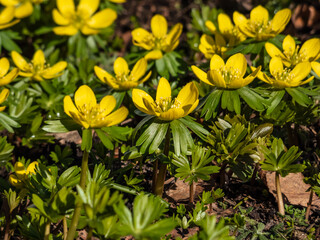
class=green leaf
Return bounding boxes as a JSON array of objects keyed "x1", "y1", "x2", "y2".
[
  {"x1": 95, "y1": 128, "x2": 114, "y2": 150},
  {"x1": 149, "y1": 122, "x2": 169, "y2": 154},
  {"x1": 201, "y1": 89, "x2": 222, "y2": 120},
  {"x1": 0, "y1": 112, "x2": 20, "y2": 133},
  {"x1": 237, "y1": 87, "x2": 266, "y2": 111},
  {"x1": 266, "y1": 90, "x2": 285, "y2": 115},
  {"x1": 180, "y1": 116, "x2": 209, "y2": 141},
  {"x1": 43, "y1": 119, "x2": 80, "y2": 133},
  {"x1": 250, "y1": 123, "x2": 273, "y2": 139},
  {"x1": 286, "y1": 87, "x2": 313, "y2": 107}
]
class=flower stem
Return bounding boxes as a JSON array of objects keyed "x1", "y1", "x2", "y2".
[
  {"x1": 152, "y1": 159, "x2": 158, "y2": 193},
  {"x1": 275, "y1": 173, "x2": 285, "y2": 215},
  {"x1": 66, "y1": 150, "x2": 89, "y2": 240},
  {"x1": 44, "y1": 219, "x2": 51, "y2": 240},
  {"x1": 63, "y1": 216, "x2": 68, "y2": 240},
  {"x1": 154, "y1": 129, "x2": 170, "y2": 197},
  {"x1": 305, "y1": 189, "x2": 314, "y2": 222},
  {"x1": 189, "y1": 182, "x2": 195, "y2": 203}
]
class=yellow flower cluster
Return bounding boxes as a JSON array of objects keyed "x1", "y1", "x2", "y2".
[{"x1": 9, "y1": 161, "x2": 38, "y2": 188}]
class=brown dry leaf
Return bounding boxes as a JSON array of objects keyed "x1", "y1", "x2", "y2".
[
  {"x1": 165, "y1": 179, "x2": 204, "y2": 203},
  {"x1": 52, "y1": 131, "x2": 81, "y2": 145},
  {"x1": 263, "y1": 172, "x2": 320, "y2": 208}
]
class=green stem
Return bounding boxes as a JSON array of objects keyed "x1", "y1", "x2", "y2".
[
  {"x1": 189, "y1": 182, "x2": 195, "y2": 203},
  {"x1": 4, "y1": 218, "x2": 10, "y2": 240},
  {"x1": 44, "y1": 219, "x2": 51, "y2": 240},
  {"x1": 154, "y1": 129, "x2": 170, "y2": 197},
  {"x1": 66, "y1": 150, "x2": 89, "y2": 240},
  {"x1": 305, "y1": 189, "x2": 314, "y2": 222},
  {"x1": 275, "y1": 173, "x2": 285, "y2": 215},
  {"x1": 87, "y1": 227, "x2": 93, "y2": 239},
  {"x1": 152, "y1": 159, "x2": 158, "y2": 193},
  {"x1": 63, "y1": 216, "x2": 68, "y2": 240}
]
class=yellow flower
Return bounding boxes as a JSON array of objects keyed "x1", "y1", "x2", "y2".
[
  {"x1": 205, "y1": 13, "x2": 246, "y2": 47},
  {"x1": 234, "y1": 5, "x2": 291, "y2": 41},
  {"x1": 0, "y1": 57, "x2": 19, "y2": 86},
  {"x1": 94, "y1": 57, "x2": 151, "y2": 91},
  {"x1": 192, "y1": 53, "x2": 260, "y2": 89},
  {"x1": 265, "y1": 35, "x2": 320, "y2": 69},
  {"x1": 0, "y1": 6, "x2": 20, "y2": 29},
  {"x1": 108, "y1": 0, "x2": 125, "y2": 3},
  {"x1": 311, "y1": 61, "x2": 320, "y2": 77},
  {"x1": 52, "y1": 0, "x2": 117, "y2": 36},
  {"x1": 132, "y1": 14, "x2": 183, "y2": 60},
  {"x1": 255, "y1": 57, "x2": 314, "y2": 88},
  {"x1": 199, "y1": 33, "x2": 228, "y2": 59},
  {"x1": 1, "y1": 0, "x2": 43, "y2": 18},
  {"x1": 11, "y1": 49, "x2": 67, "y2": 81},
  {"x1": 9, "y1": 161, "x2": 38, "y2": 187},
  {"x1": 64, "y1": 85, "x2": 129, "y2": 129},
  {"x1": 132, "y1": 77, "x2": 199, "y2": 121},
  {"x1": 0, "y1": 88, "x2": 9, "y2": 112}
]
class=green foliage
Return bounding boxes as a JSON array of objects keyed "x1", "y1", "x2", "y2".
[
  {"x1": 114, "y1": 193, "x2": 176, "y2": 239},
  {"x1": 260, "y1": 138, "x2": 305, "y2": 177},
  {"x1": 172, "y1": 145, "x2": 220, "y2": 184},
  {"x1": 0, "y1": 136, "x2": 14, "y2": 167}
]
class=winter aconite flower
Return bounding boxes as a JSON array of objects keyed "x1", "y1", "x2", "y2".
[
  {"x1": 0, "y1": 57, "x2": 19, "y2": 86},
  {"x1": 132, "y1": 14, "x2": 183, "y2": 60},
  {"x1": 234, "y1": 5, "x2": 291, "y2": 41},
  {"x1": 11, "y1": 50, "x2": 67, "y2": 81},
  {"x1": 94, "y1": 57, "x2": 151, "y2": 91},
  {"x1": 199, "y1": 33, "x2": 228, "y2": 59},
  {"x1": 255, "y1": 57, "x2": 314, "y2": 88},
  {"x1": 265, "y1": 35, "x2": 320, "y2": 69},
  {"x1": 0, "y1": 6, "x2": 20, "y2": 29},
  {"x1": 1, "y1": 0, "x2": 43, "y2": 18},
  {"x1": 0, "y1": 88, "x2": 9, "y2": 111},
  {"x1": 132, "y1": 77, "x2": 199, "y2": 121},
  {"x1": 64, "y1": 85, "x2": 129, "y2": 129},
  {"x1": 52, "y1": 0, "x2": 117, "y2": 35},
  {"x1": 192, "y1": 53, "x2": 260, "y2": 89},
  {"x1": 8, "y1": 161, "x2": 38, "y2": 188},
  {"x1": 205, "y1": 13, "x2": 246, "y2": 47}
]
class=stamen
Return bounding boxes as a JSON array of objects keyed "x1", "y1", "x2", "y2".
[
  {"x1": 272, "y1": 68, "x2": 294, "y2": 82},
  {"x1": 154, "y1": 96, "x2": 181, "y2": 112}
]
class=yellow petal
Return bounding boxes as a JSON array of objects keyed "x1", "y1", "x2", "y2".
[
  {"x1": 0, "y1": 106, "x2": 6, "y2": 112},
  {"x1": 176, "y1": 81, "x2": 199, "y2": 108},
  {"x1": 282, "y1": 35, "x2": 296, "y2": 58},
  {"x1": 81, "y1": 25, "x2": 100, "y2": 35},
  {"x1": 215, "y1": 33, "x2": 226, "y2": 47},
  {"x1": 226, "y1": 53, "x2": 247, "y2": 78},
  {"x1": 117, "y1": 81, "x2": 139, "y2": 90},
  {"x1": 191, "y1": 65, "x2": 214, "y2": 86},
  {"x1": 269, "y1": 57, "x2": 284, "y2": 76},
  {"x1": 0, "y1": 7, "x2": 15, "y2": 24},
  {"x1": 205, "y1": 20, "x2": 216, "y2": 33},
  {"x1": 299, "y1": 76, "x2": 314, "y2": 86},
  {"x1": 132, "y1": 88, "x2": 156, "y2": 115},
  {"x1": 151, "y1": 14, "x2": 167, "y2": 38},
  {"x1": 233, "y1": 11, "x2": 247, "y2": 26},
  {"x1": 103, "y1": 106, "x2": 129, "y2": 127},
  {"x1": 12, "y1": 51, "x2": 30, "y2": 71},
  {"x1": 0, "y1": 88, "x2": 9, "y2": 104},
  {"x1": 210, "y1": 54, "x2": 225, "y2": 70},
  {"x1": 114, "y1": 57, "x2": 129, "y2": 76},
  {"x1": 265, "y1": 42, "x2": 285, "y2": 59},
  {"x1": 41, "y1": 61, "x2": 67, "y2": 79},
  {"x1": 9, "y1": 174, "x2": 22, "y2": 187},
  {"x1": 1, "y1": 0, "x2": 20, "y2": 6},
  {"x1": 0, "y1": 58, "x2": 10, "y2": 77},
  {"x1": 156, "y1": 77, "x2": 171, "y2": 102},
  {"x1": 0, "y1": 19, "x2": 19, "y2": 30},
  {"x1": 57, "y1": 0, "x2": 75, "y2": 17},
  {"x1": 15, "y1": 1, "x2": 33, "y2": 18},
  {"x1": 208, "y1": 70, "x2": 226, "y2": 88},
  {"x1": 218, "y1": 13, "x2": 234, "y2": 34},
  {"x1": 131, "y1": 58, "x2": 147, "y2": 81},
  {"x1": 14, "y1": 162, "x2": 26, "y2": 179},
  {"x1": 311, "y1": 61, "x2": 320, "y2": 77},
  {"x1": 32, "y1": 50, "x2": 45, "y2": 69},
  {"x1": 78, "y1": 0, "x2": 99, "y2": 18},
  {"x1": 53, "y1": 25, "x2": 78, "y2": 35},
  {"x1": 26, "y1": 162, "x2": 39, "y2": 175},
  {"x1": 291, "y1": 62, "x2": 311, "y2": 82},
  {"x1": 131, "y1": 28, "x2": 153, "y2": 50},
  {"x1": 52, "y1": 9, "x2": 70, "y2": 25},
  {"x1": 109, "y1": 0, "x2": 126, "y2": 3},
  {"x1": 0, "y1": 68, "x2": 19, "y2": 86},
  {"x1": 240, "y1": 66, "x2": 261, "y2": 87},
  {"x1": 86, "y1": 8, "x2": 117, "y2": 29},
  {"x1": 100, "y1": 95, "x2": 116, "y2": 116},
  {"x1": 250, "y1": 5, "x2": 269, "y2": 26},
  {"x1": 159, "y1": 108, "x2": 184, "y2": 121},
  {"x1": 63, "y1": 95, "x2": 79, "y2": 118},
  {"x1": 137, "y1": 71, "x2": 152, "y2": 85},
  {"x1": 166, "y1": 23, "x2": 183, "y2": 47},
  {"x1": 145, "y1": 50, "x2": 163, "y2": 60},
  {"x1": 252, "y1": 66, "x2": 273, "y2": 84},
  {"x1": 94, "y1": 66, "x2": 119, "y2": 89},
  {"x1": 300, "y1": 38, "x2": 320, "y2": 61},
  {"x1": 271, "y1": 8, "x2": 291, "y2": 33},
  {"x1": 74, "y1": 85, "x2": 97, "y2": 110}
]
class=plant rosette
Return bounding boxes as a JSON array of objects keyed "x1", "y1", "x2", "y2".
[
  {"x1": 132, "y1": 77, "x2": 208, "y2": 156},
  {"x1": 192, "y1": 53, "x2": 265, "y2": 120}
]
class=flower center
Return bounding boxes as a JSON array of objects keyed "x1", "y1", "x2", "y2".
[
  {"x1": 78, "y1": 104, "x2": 105, "y2": 126},
  {"x1": 153, "y1": 36, "x2": 167, "y2": 50},
  {"x1": 284, "y1": 46, "x2": 307, "y2": 66},
  {"x1": 218, "y1": 66, "x2": 241, "y2": 85},
  {"x1": 116, "y1": 73, "x2": 133, "y2": 82},
  {"x1": 71, "y1": 12, "x2": 86, "y2": 29},
  {"x1": 154, "y1": 96, "x2": 181, "y2": 112},
  {"x1": 29, "y1": 60, "x2": 49, "y2": 75},
  {"x1": 272, "y1": 68, "x2": 294, "y2": 83}
]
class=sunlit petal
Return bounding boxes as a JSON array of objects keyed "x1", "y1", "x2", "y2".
[
  {"x1": 100, "y1": 95, "x2": 116, "y2": 116},
  {"x1": 53, "y1": 25, "x2": 78, "y2": 35},
  {"x1": 132, "y1": 28, "x2": 153, "y2": 50},
  {"x1": 63, "y1": 95, "x2": 79, "y2": 118},
  {"x1": 74, "y1": 85, "x2": 97, "y2": 110},
  {"x1": 86, "y1": 8, "x2": 117, "y2": 29},
  {"x1": 145, "y1": 50, "x2": 163, "y2": 60},
  {"x1": 0, "y1": 58, "x2": 10, "y2": 77},
  {"x1": 233, "y1": 11, "x2": 247, "y2": 26},
  {"x1": 12, "y1": 51, "x2": 29, "y2": 71},
  {"x1": 271, "y1": 8, "x2": 291, "y2": 33},
  {"x1": 94, "y1": 66, "x2": 119, "y2": 89},
  {"x1": 269, "y1": 57, "x2": 284, "y2": 76},
  {"x1": 26, "y1": 162, "x2": 38, "y2": 175},
  {"x1": 208, "y1": 70, "x2": 226, "y2": 88},
  {"x1": 78, "y1": 0, "x2": 99, "y2": 17},
  {"x1": 250, "y1": 5, "x2": 269, "y2": 25},
  {"x1": 52, "y1": 9, "x2": 70, "y2": 25},
  {"x1": 132, "y1": 88, "x2": 156, "y2": 115},
  {"x1": 15, "y1": 1, "x2": 33, "y2": 18},
  {"x1": 218, "y1": 13, "x2": 234, "y2": 34},
  {"x1": 265, "y1": 42, "x2": 285, "y2": 59},
  {"x1": 32, "y1": 50, "x2": 45, "y2": 69},
  {"x1": 282, "y1": 35, "x2": 296, "y2": 58},
  {"x1": 0, "y1": 6, "x2": 14, "y2": 24},
  {"x1": 205, "y1": 20, "x2": 216, "y2": 33},
  {"x1": 159, "y1": 108, "x2": 184, "y2": 121},
  {"x1": 14, "y1": 162, "x2": 26, "y2": 179},
  {"x1": 191, "y1": 65, "x2": 214, "y2": 86},
  {"x1": 131, "y1": 58, "x2": 147, "y2": 81},
  {"x1": 156, "y1": 77, "x2": 171, "y2": 102},
  {"x1": 210, "y1": 54, "x2": 225, "y2": 70},
  {"x1": 166, "y1": 23, "x2": 183, "y2": 46},
  {"x1": 42, "y1": 61, "x2": 67, "y2": 79},
  {"x1": 0, "y1": 68, "x2": 19, "y2": 86},
  {"x1": 226, "y1": 53, "x2": 247, "y2": 78},
  {"x1": 103, "y1": 106, "x2": 129, "y2": 127},
  {"x1": 151, "y1": 14, "x2": 167, "y2": 38},
  {"x1": 176, "y1": 81, "x2": 199, "y2": 107},
  {"x1": 300, "y1": 38, "x2": 320, "y2": 61},
  {"x1": 311, "y1": 61, "x2": 320, "y2": 77},
  {"x1": 114, "y1": 57, "x2": 129, "y2": 76},
  {"x1": 57, "y1": 0, "x2": 75, "y2": 16},
  {"x1": 291, "y1": 62, "x2": 311, "y2": 82}
]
